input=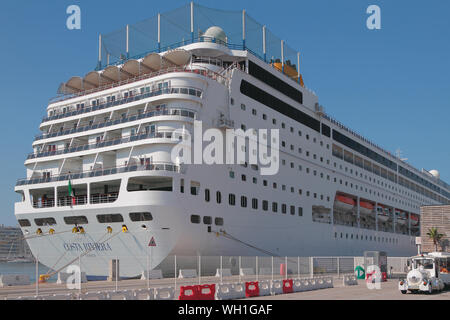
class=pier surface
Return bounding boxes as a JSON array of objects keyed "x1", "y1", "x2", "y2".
[{"x1": 1, "y1": 276, "x2": 449, "y2": 300}]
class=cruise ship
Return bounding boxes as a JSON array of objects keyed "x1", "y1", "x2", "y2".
[{"x1": 14, "y1": 3, "x2": 450, "y2": 278}]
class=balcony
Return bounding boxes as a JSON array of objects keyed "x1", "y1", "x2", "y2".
[
  {"x1": 32, "y1": 199, "x2": 55, "y2": 209},
  {"x1": 90, "y1": 193, "x2": 119, "y2": 204},
  {"x1": 57, "y1": 195, "x2": 88, "y2": 207},
  {"x1": 16, "y1": 162, "x2": 180, "y2": 187},
  {"x1": 43, "y1": 85, "x2": 202, "y2": 124},
  {"x1": 35, "y1": 108, "x2": 196, "y2": 141},
  {"x1": 28, "y1": 130, "x2": 177, "y2": 161}
]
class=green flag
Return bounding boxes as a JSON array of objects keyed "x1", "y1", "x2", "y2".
[{"x1": 68, "y1": 179, "x2": 75, "y2": 205}]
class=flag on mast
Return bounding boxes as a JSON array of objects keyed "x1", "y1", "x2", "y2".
[{"x1": 68, "y1": 179, "x2": 75, "y2": 206}]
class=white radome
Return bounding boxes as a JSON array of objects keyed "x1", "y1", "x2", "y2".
[
  {"x1": 429, "y1": 170, "x2": 440, "y2": 179},
  {"x1": 203, "y1": 26, "x2": 227, "y2": 43}
]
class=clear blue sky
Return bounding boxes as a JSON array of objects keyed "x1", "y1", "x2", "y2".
[{"x1": 0, "y1": 0, "x2": 449, "y2": 226}]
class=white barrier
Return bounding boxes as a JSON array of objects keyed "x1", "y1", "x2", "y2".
[
  {"x1": 293, "y1": 279, "x2": 305, "y2": 292},
  {"x1": 0, "y1": 274, "x2": 31, "y2": 287},
  {"x1": 5, "y1": 296, "x2": 40, "y2": 300},
  {"x1": 56, "y1": 271, "x2": 87, "y2": 284},
  {"x1": 259, "y1": 268, "x2": 272, "y2": 275},
  {"x1": 133, "y1": 288, "x2": 155, "y2": 300},
  {"x1": 141, "y1": 269, "x2": 163, "y2": 280},
  {"x1": 324, "y1": 276, "x2": 334, "y2": 288},
  {"x1": 232, "y1": 283, "x2": 246, "y2": 299},
  {"x1": 155, "y1": 287, "x2": 175, "y2": 300},
  {"x1": 316, "y1": 278, "x2": 325, "y2": 289},
  {"x1": 271, "y1": 280, "x2": 283, "y2": 295},
  {"x1": 178, "y1": 269, "x2": 198, "y2": 279},
  {"x1": 79, "y1": 292, "x2": 109, "y2": 300},
  {"x1": 259, "y1": 280, "x2": 271, "y2": 296},
  {"x1": 40, "y1": 293, "x2": 75, "y2": 300},
  {"x1": 106, "y1": 290, "x2": 133, "y2": 300},
  {"x1": 309, "y1": 278, "x2": 318, "y2": 290},
  {"x1": 343, "y1": 274, "x2": 358, "y2": 286},
  {"x1": 215, "y1": 283, "x2": 234, "y2": 300},
  {"x1": 239, "y1": 268, "x2": 254, "y2": 276},
  {"x1": 215, "y1": 268, "x2": 232, "y2": 277}
]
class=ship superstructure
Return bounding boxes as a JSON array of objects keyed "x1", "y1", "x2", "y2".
[{"x1": 14, "y1": 3, "x2": 450, "y2": 277}]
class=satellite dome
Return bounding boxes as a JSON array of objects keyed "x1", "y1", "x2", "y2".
[
  {"x1": 429, "y1": 170, "x2": 440, "y2": 179},
  {"x1": 203, "y1": 26, "x2": 227, "y2": 43}
]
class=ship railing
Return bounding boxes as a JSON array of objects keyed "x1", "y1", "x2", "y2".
[
  {"x1": 90, "y1": 193, "x2": 119, "y2": 204},
  {"x1": 35, "y1": 107, "x2": 196, "y2": 141},
  {"x1": 57, "y1": 195, "x2": 88, "y2": 208},
  {"x1": 28, "y1": 130, "x2": 177, "y2": 160},
  {"x1": 44, "y1": 85, "x2": 203, "y2": 124},
  {"x1": 16, "y1": 162, "x2": 180, "y2": 187},
  {"x1": 32, "y1": 199, "x2": 55, "y2": 209},
  {"x1": 48, "y1": 65, "x2": 227, "y2": 106},
  {"x1": 192, "y1": 56, "x2": 223, "y2": 67}
]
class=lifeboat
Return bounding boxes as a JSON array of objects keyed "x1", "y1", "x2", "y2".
[
  {"x1": 359, "y1": 200, "x2": 374, "y2": 215},
  {"x1": 334, "y1": 195, "x2": 356, "y2": 211},
  {"x1": 377, "y1": 204, "x2": 391, "y2": 222},
  {"x1": 395, "y1": 209, "x2": 407, "y2": 226},
  {"x1": 410, "y1": 214, "x2": 420, "y2": 226}
]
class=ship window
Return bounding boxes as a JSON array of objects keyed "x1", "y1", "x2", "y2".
[
  {"x1": 129, "y1": 212, "x2": 153, "y2": 222},
  {"x1": 241, "y1": 196, "x2": 247, "y2": 208},
  {"x1": 190, "y1": 181, "x2": 200, "y2": 195},
  {"x1": 128, "y1": 177, "x2": 173, "y2": 192},
  {"x1": 203, "y1": 216, "x2": 212, "y2": 225},
  {"x1": 216, "y1": 191, "x2": 222, "y2": 204},
  {"x1": 215, "y1": 218, "x2": 224, "y2": 226},
  {"x1": 191, "y1": 215, "x2": 200, "y2": 224},
  {"x1": 64, "y1": 216, "x2": 88, "y2": 225},
  {"x1": 97, "y1": 214, "x2": 124, "y2": 223},
  {"x1": 18, "y1": 219, "x2": 31, "y2": 227},
  {"x1": 34, "y1": 217, "x2": 57, "y2": 226},
  {"x1": 252, "y1": 198, "x2": 258, "y2": 210},
  {"x1": 229, "y1": 194, "x2": 236, "y2": 206},
  {"x1": 272, "y1": 202, "x2": 278, "y2": 213}
]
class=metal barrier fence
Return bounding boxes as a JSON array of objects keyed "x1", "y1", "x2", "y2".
[{"x1": 0, "y1": 253, "x2": 411, "y2": 299}]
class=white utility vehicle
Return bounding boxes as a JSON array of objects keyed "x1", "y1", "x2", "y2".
[{"x1": 399, "y1": 252, "x2": 450, "y2": 294}]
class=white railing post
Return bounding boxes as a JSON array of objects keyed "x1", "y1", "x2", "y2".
[
  {"x1": 337, "y1": 257, "x2": 340, "y2": 278},
  {"x1": 174, "y1": 255, "x2": 177, "y2": 293},
  {"x1": 239, "y1": 256, "x2": 241, "y2": 283},
  {"x1": 35, "y1": 254, "x2": 39, "y2": 296},
  {"x1": 220, "y1": 256, "x2": 223, "y2": 285},
  {"x1": 256, "y1": 256, "x2": 258, "y2": 282},
  {"x1": 271, "y1": 256, "x2": 274, "y2": 281}
]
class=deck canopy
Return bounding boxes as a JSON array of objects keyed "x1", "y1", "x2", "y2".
[
  {"x1": 163, "y1": 49, "x2": 191, "y2": 66},
  {"x1": 122, "y1": 59, "x2": 141, "y2": 77},
  {"x1": 65, "y1": 76, "x2": 84, "y2": 92},
  {"x1": 141, "y1": 53, "x2": 163, "y2": 71},
  {"x1": 58, "y1": 50, "x2": 192, "y2": 95}
]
